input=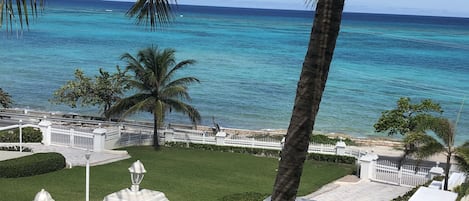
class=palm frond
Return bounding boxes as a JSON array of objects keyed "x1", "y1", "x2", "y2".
[
  {"x1": 106, "y1": 93, "x2": 151, "y2": 118},
  {"x1": 415, "y1": 117, "x2": 455, "y2": 146},
  {"x1": 161, "y1": 85, "x2": 190, "y2": 101},
  {"x1": 166, "y1": 77, "x2": 200, "y2": 88},
  {"x1": 165, "y1": 59, "x2": 196, "y2": 83},
  {"x1": 165, "y1": 98, "x2": 201, "y2": 124},
  {"x1": 0, "y1": 0, "x2": 45, "y2": 31},
  {"x1": 126, "y1": 0, "x2": 176, "y2": 31},
  {"x1": 403, "y1": 132, "x2": 445, "y2": 160}
]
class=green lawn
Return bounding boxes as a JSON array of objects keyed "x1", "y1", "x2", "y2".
[{"x1": 0, "y1": 146, "x2": 354, "y2": 201}]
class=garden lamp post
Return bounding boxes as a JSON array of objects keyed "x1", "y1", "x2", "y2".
[
  {"x1": 19, "y1": 119, "x2": 23, "y2": 152},
  {"x1": 33, "y1": 189, "x2": 55, "y2": 201},
  {"x1": 129, "y1": 160, "x2": 146, "y2": 192},
  {"x1": 85, "y1": 150, "x2": 91, "y2": 201}
]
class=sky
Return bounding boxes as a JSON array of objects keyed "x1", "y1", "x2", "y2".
[{"x1": 113, "y1": 0, "x2": 469, "y2": 18}]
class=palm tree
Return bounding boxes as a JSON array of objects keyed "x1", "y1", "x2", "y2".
[
  {"x1": 106, "y1": 46, "x2": 201, "y2": 148},
  {"x1": 0, "y1": 88, "x2": 12, "y2": 108},
  {"x1": 271, "y1": 0, "x2": 345, "y2": 200},
  {"x1": 403, "y1": 117, "x2": 456, "y2": 190}
]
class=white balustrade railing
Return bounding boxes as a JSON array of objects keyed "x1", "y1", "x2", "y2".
[{"x1": 50, "y1": 128, "x2": 94, "y2": 150}]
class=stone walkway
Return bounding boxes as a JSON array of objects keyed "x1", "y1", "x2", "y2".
[
  {"x1": 0, "y1": 143, "x2": 130, "y2": 167},
  {"x1": 301, "y1": 175, "x2": 411, "y2": 201}
]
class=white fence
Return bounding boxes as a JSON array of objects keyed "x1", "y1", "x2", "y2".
[
  {"x1": 50, "y1": 128, "x2": 94, "y2": 150},
  {"x1": 163, "y1": 129, "x2": 365, "y2": 159},
  {"x1": 373, "y1": 160, "x2": 430, "y2": 187},
  {"x1": 360, "y1": 155, "x2": 434, "y2": 188}
]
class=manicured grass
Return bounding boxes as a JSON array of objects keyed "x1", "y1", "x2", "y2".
[{"x1": 0, "y1": 146, "x2": 354, "y2": 201}]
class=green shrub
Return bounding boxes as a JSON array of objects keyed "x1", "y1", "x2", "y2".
[
  {"x1": 455, "y1": 182, "x2": 469, "y2": 201},
  {"x1": 310, "y1": 134, "x2": 356, "y2": 146},
  {"x1": 0, "y1": 146, "x2": 32, "y2": 152},
  {"x1": 166, "y1": 142, "x2": 356, "y2": 164},
  {"x1": 307, "y1": 153, "x2": 356, "y2": 164},
  {"x1": 0, "y1": 152, "x2": 66, "y2": 178},
  {"x1": 218, "y1": 192, "x2": 269, "y2": 201},
  {"x1": 0, "y1": 127, "x2": 43, "y2": 143},
  {"x1": 166, "y1": 142, "x2": 281, "y2": 158}
]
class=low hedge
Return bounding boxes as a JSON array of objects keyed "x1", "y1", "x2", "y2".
[
  {"x1": 0, "y1": 127, "x2": 43, "y2": 143},
  {"x1": 0, "y1": 152, "x2": 66, "y2": 178},
  {"x1": 218, "y1": 192, "x2": 269, "y2": 201},
  {"x1": 307, "y1": 152, "x2": 356, "y2": 164},
  {"x1": 0, "y1": 146, "x2": 32, "y2": 152},
  {"x1": 310, "y1": 134, "x2": 356, "y2": 146},
  {"x1": 165, "y1": 142, "x2": 356, "y2": 165}
]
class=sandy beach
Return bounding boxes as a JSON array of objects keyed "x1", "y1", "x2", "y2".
[{"x1": 0, "y1": 108, "x2": 449, "y2": 165}]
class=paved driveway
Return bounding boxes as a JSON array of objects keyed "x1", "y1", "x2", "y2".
[{"x1": 302, "y1": 176, "x2": 411, "y2": 201}]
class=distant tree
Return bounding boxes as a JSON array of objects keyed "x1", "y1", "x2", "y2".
[
  {"x1": 271, "y1": 0, "x2": 345, "y2": 200},
  {"x1": 0, "y1": 88, "x2": 13, "y2": 108},
  {"x1": 50, "y1": 66, "x2": 129, "y2": 115},
  {"x1": 374, "y1": 97, "x2": 443, "y2": 136},
  {"x1": 106, "y1": 46, "x2": 201, "y2": 148},
  {"x1": 374, "y1": 97, "x2": 443, "y2": 167}
]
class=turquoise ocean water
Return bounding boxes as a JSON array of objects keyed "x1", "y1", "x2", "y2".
[{"x1": 1, "y1": 0, "x2": 468, "y2": 142}]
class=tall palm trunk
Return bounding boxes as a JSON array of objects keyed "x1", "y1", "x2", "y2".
[
  {"x1": 271, "y1": 0, "x2": 344, "y2": 200},
  {"x1": 444, "y1": 152, "x2": 451, "y2": 190},
  {"x1": 153, "y1": 112, "x2": 160, "y2": 149}
]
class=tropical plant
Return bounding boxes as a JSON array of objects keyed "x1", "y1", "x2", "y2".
[
  {"x1": 0, "y1": 88, "x2": 12, "y2": 108},
  {"x1": 50, "y1": 66, "x2": 130, "y2": 115},
  {"x1": 126, "y1": 0, "x2": 175, "y2": 31},
  {"x1": 106, "y1": 46, "x2": 201, "y2": 148},
  {"x1": 271, "y1": 0, "x2": 345, "y2": 200},
  {"x1": 403, "y1": 116, "x2": 463, "y2": 191},
  {"x1": 0, "y1": 0, "x2": 45, "y2": 31},
  {"x1": 1, "y1": 0, "x2": 175, "y2": 32},
  {"x1": 374, "y1": 97, "x2": 443, "y2": 136}
]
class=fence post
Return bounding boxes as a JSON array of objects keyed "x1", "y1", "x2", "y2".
[
  {"x1": 38, "y1": 119, "x2": 52, "y2": 146},
  {"x1": 164, "y1": 129, "x2": 174, "y2": 143},
  {"x1": 335, "y1": 139, "x2": 346, "y2": 156},
  {"x1": 215, "y1": 131, "x2": 227, "y2": 145},
  {"x1": 203, "y1": 132, "x2": 206, "y2": 144},
  {"x1": 92, "y1": 128, "x2": 106, "y2": 152},
  {"x1": 428, "y1": 162, "x2": 444, "y2": 180},
  {"x1": 398, "y1": 168, "x2": 403, "y2": 185},
  {"x1": 359, "y1": 152, "x2": 379, "y2": 181},
  {"x1": 70, "y1": 129, "x2": 75, "y2": 148}
]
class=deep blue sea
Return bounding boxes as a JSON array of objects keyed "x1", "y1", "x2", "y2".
[{"x1": 1, "y1": 0, "x2": 468, "y2": 143}]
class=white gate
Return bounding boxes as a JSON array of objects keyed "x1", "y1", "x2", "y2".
[
  {"x1": 372, "y1": 160, "x2": 430, "y2": 187},
  {"x1": 51, "y1": 128, "x2": 94, "y2": 150}
]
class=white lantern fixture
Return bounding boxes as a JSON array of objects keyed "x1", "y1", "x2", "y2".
[
  {"x1": 33, "y1": 189, "x2": 55, "y2": 201},
  {"x1": 129, "y1": 160, "x2": 147, "y2": 192}
]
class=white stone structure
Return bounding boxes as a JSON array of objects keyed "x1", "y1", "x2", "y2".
[
  {"x1": 409, "y1": 187, "x2": 457, "y2": 201},
  {"x1": 103, "y1": 160, "x2": 169, "y2": 201},
  {"x1": 33, "y1": 189, "x2": 55, "y2": 201}
]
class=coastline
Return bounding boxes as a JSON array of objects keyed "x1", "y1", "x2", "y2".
[
  {"x1": 1, "y1": 107, "x2": 400, "y2": 144},
  {"x1": 1, "y1": 107, "x2": 450, "y2": 164}
]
